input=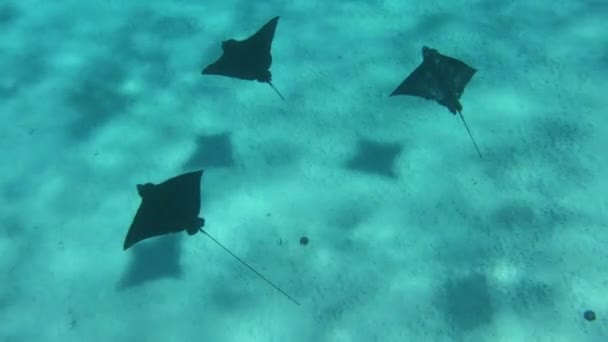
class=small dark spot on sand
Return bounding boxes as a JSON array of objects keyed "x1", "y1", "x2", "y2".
[{"x1": 584, "y1": 310, "x2": 596, "y2": 321}]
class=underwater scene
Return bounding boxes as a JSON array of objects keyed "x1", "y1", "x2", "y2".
[{"x1": 0, "y1": 1, "x2": 606, "y2": 341}]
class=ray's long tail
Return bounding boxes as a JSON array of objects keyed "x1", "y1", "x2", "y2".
[
  {"x1": 458, "y1": 111, "x2": 483, "y2": 159},
  {"x1": 268, "y1": 82, "x2": 285, "y2": 100},
  {"x1": 199, "y1": 228, "x2": 300, "y2": 306}
]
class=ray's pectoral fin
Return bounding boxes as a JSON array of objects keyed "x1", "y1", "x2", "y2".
[
  {"x1": 186, "y1": 217, "x2": 205, "y2": 236},
  {"x1": 124, "y1": 170, "x2": 204, "y2": 250},
  {"x1": 391, "y1": 46, "x2": 482, "y2": 158},
  {"x1": 201, "y1": 16, "x2": 284, "y2": 100},
  {"x1": 136, "y1": 183, "x2": 155, "y2": 197},
  {"x1": 441, "y1": 96, "x2": 462, "y2": 115},
  {"x1": 257, "y1": 70, "x2": 271, "y2": 83}
]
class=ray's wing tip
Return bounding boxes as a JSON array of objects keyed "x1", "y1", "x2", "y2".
[
  {"x1": 389, "y1": 88, "x2": 403, "y2": 97},
  {"x1": 123, "y1": 229, "x2": 135, "y2": 250},
  {"x1": 266, "y1": 16, "x2": 280, "y2": 29}
]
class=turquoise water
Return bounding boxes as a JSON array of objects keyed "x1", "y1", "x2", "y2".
[{"x1": 1, "y1": 1, "x2": 607, "y2": 341}]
